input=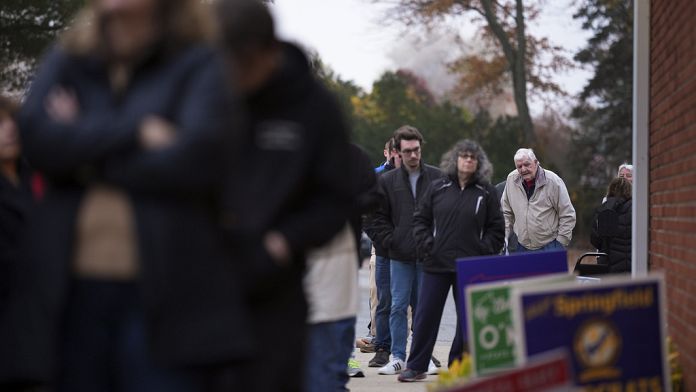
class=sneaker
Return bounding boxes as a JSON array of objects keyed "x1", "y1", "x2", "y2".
[
  {"x1": 357, "y1": 337, "x2": 376, "y2": 353},
  {"x1": 397, "y1": 368, "x2": 427, "y2": 382},
  {"x1": 347, "y1": 358, "x2": 365, "y2": 378},
  {"x1": 431, "y1": 355, "x2": 441, "y2": 368},
  {"x1": 368, "y1": 349, "x2": 390, "y2": 367},
  {"x1": 378, "y1": 358, "x2": 406, "y2": 375},
  {"x1": 427, "y1": 359, "x2": 438, "y2": 375}
]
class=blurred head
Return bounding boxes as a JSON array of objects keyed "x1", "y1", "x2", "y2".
[
  {"x1": 393, "y1": 125, "x2": 423, "y2": 171},
  {"x1": 0, "y1": 96, "x2": 20, "y2": 162},
  {"x1": 513, "y1": 148, "x2": 539, "y2": 182},
  {"x1": 617, "y1": 163, "x2": 633, "y2": 183},
  {"x1": 62, "y1": 0, "x2": 213, "y2": 61},
  {"x1": 440, "y1": 139, "x2": 493, "y2": 185},
  {"x1": 607, "y1": 177, "x2": 632, "y2": 200},
  {"x1": 215, "y1": 0, "x2": 281, "y2": 93}
]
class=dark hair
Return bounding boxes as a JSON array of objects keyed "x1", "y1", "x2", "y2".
[
  {"x1": 440, "y1": 139, "x2": 493, "y2": 184},
  {"x1": 215, "y1": 0, "x2": 278, "y2": 57},
  {"x1": 384, "y1": 138, "x2": 395, "y2": 151},
  {"x1": 607, "y1": 177, "x2": 632, "y2": 200},
  {"x1": 0, "y1": 95, "x2": 18, "y2": 119},
  {"x1": 392, "y1": 125, "x2": 423, "y2": 151}
]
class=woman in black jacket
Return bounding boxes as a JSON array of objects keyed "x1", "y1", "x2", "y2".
[
  {"x1": 398, "y1": 140, "x2": 505, "y2": 382},
  {"x1": 591, "y1": 177, "x2": 632, "y2": 273},
  {"x1": 1, "y1": 1, "x2": 251, "y2": 390}
]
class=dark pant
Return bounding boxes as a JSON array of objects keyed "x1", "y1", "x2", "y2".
[
  {"x1": 58, "y1": 279, "x2": 205, "y2": 392},
  {"x1": 373, "y1": 255, "x2": 391, "y2": 350},
  {"x1": 406, "y1": 272, "x2": 465, "y2": 372}
]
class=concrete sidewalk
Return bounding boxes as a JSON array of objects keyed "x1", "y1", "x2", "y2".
[{"x1": 347, "y1": 265, "x2": 459, "y2": 391}]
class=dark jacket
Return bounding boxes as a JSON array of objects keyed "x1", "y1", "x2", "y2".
[
  {"x1": 368, "y1": 162, "x2": 396, "y2": 258},
  {"x1": 1, "y1": 44, "x2": 252, "y2": 382},
  {"x1": 348, "y1": 144, "x2": 379, "y2": 265},
  {"x1": 414, "y1": 175, "x2": 505, "y2": 273},
  {"x1": 222, "y1": 43, "x2": 352, "y2": 295},
  {"x1": 366, "y1": 162, "x2": 443, "y2": 263},
  {"x1": 590, "y1": 197, "x2": 632, "y2": 273},
  {"x1": 0, "y1": 161, "x2": 34, "y2": 312}
]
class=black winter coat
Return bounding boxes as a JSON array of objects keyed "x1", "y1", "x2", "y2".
[
  {"x1": 413, "y1": 175, "x2": 505, "y2": 273},
  {"x1": 590, "y1": 197, "x2": 632, "y2": 273},
  {"x1": 1, "y1": 44, "x2": 252, "y2": 383},
  {"x1": 222, "y1": 43, "x2": 352, "y2": 295},
  {"x1": 366, "y1": 163, "x2": 443, "y2": 263}
]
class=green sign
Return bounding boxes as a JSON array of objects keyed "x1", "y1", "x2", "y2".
[{"x1": 466, "y1": 273, "x2": 574, "y2": 376}]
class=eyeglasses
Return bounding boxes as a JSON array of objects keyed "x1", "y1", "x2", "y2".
[
  {"x1": 401, "y1": 147, "x2": 421, "y2": 156},
  {"x1": 459, "y1": 153, "x2": 477, "y2": 160}
]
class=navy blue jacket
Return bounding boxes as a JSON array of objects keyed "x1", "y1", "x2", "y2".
[{"x1": 1, "y1": 43, "x2": 252, "y2": 382}]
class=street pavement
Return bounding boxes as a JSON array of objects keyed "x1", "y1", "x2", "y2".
[{"x1": 348, "y1": 264, "x2": 459, "y2": 392}]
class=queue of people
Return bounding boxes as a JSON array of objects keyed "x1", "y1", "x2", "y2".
[{"x1": 0, "y1": 0, "x2": 634, "y2": 390}]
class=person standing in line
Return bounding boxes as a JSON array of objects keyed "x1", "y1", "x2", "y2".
[
  {"x1": 366, "y1": 125, "x2": 443, "y2": 375},
  {"x1": 591, "y1": 177, "x2": 632, "y2": 273},
  {"x1": 215, "y1": 1, "x2": 352, "y2": 390},
  {"x1": 1, "y1": 0, "x2": 252, "y2": 390},
  {"x1": 363, "y1": 137, "x2": 401, "y2": 364},
  {"x1": 501, "y1": 148, "x2": 576, "y2": 252},
  {"x1": 398, "y1": 140, "x2": 504, "y2": 382},
  {"x1": 617, "y1": 163, "x2": 633, "y2": 183}
]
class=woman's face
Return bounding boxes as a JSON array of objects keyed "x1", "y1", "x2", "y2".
[
  {"x1": 96, "y1": 0, "x2": 160, "y2": 61},
  {"x1": 457, "y1": 151, "x2": 478, "y2": 179},
  {"x1": 0, "y1": 114, "x2": 20, "y2": 162}
]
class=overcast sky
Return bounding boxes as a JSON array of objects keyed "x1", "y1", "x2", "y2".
[{"x1": 269, "y1": 0, "x2": 593, "y2": 112}]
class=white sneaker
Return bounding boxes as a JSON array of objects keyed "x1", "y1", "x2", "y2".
[
  {"x1": 427, "y1": 359, "x2": 439, "y2": 375},
  {"x1": 378, "y1": 358, "x2": 406, "y2": 375}
]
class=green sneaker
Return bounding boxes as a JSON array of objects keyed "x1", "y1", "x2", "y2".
[{"x1": 347, "y1": 358, "x2": 365, "y2": 378}]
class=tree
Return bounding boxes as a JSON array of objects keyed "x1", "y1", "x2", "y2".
[
  {"x1": 0, "y1": 0, "x2": 83, "y2": 93},
  {"x1": 378, "y1": 0, "x2": 571, "y2": 148},
  {"x1": 570, "y1": 0, "x2": 633, "y2": 186}
]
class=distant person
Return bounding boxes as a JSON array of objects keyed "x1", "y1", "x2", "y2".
[
  {"x1": 366, "y1": 125, "x2": 442, "y2": 375},
  {"x1": 2, "y1": 0, "x2": 252, "y2": 390},
  {"x1": 501, "y1": 148, "x2": 576, "y2": 252},
  {"x1": 617, "y1": 163, "x2": 633, "y2": 183},
  {"x1": 215, "y1": 0, "x2": 352, "y2": 390},
  {"x1": 399, "y1": 140, "x2": 504, "y2": 382},
  {"x1": 495, "y1": 180, "x2": 517, "y2": 253},
  {"x1": 591, "y1": 177, "x2": 632, "y2": 273}
]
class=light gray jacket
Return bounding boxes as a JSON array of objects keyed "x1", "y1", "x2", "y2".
[{"x1": 501, "y1": 166, "x2": 576, "y2": 250}]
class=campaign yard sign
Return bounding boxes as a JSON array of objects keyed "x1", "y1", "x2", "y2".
[
  {"x1": 466, "y1": 274, "x2": 575, "y2": 376},
  {"x1": 456, "y1": 250, "x2": 569, "y2": 339},
  {"x1": 512, "y1": 274, "x2": 669, "y2": 391}
]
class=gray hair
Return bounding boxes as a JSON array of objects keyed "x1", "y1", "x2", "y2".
[
  {"x1": 440, "y1": 139, "x2": 493, "y2": 184},
  {"x1": 513, "y1": 148, "x2": 537, "y2": 163},
  {"x1": 617, "y1": 163, "x2": 633, "y2": 175}
]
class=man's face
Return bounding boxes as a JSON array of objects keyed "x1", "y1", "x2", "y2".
[
  {"x1": 618, "y1": 167, "x2": 633, "y2": 183},
  {"x1": 399, "y1": 139, "x2": 421, "y2": 171},
  {"x1": 515, "y1": 157, "x2": 538, "y2": 181}
]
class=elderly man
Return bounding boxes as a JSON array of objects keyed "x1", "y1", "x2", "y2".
[{"x1": 501, "y1": 148, "x2": 576, "y2": 252}]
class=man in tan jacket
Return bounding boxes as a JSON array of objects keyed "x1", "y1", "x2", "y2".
[{"x1": 501, "y1": 148, "x2": 576, "y2": 251}]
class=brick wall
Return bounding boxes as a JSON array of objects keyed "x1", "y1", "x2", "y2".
[{"x1": 649, "y1": 0, "x2": 696, "y2": 389}]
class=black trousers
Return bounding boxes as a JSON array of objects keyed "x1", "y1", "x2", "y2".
[{"x1": 406, "y1": 271, "x2": 465, "y2": 372}]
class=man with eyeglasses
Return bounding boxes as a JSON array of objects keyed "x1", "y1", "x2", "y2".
[
  {"x1": 365, "y1": 125, "x2": 443, "y2": 376},
  {"x1": 501, "y1": 148, "x2": 576, "y2": 252}
]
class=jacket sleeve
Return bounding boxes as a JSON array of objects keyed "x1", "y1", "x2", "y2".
[
  {"x1": 412, "y1": 182, "x2": 435, "y2": 258},
  {"x1": 480, "y1": 184, "x2": 505, "y2": 254},
  {"x1": 274, "y1": 96, "x2": 353, "y2": 255},
  {"x1": 363, "y1": 174, "x2": 394, "y2": 250},
  {"x1": 18, "y1": 47, "x2": 138, "y2": 181},
  {"x1": 103, "y1": 54, "x2": 239, "y2": 193},
  {"x1": 555, "y1": 178, "x2": 577, "y2": 247},
  {"x1": 501, "y1": 177, "x2": 515, "y2": 241}
]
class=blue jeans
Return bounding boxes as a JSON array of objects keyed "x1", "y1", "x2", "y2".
[
  {"x1": 389, "y1": 260, "x2": 423, "y2": 361},
  {"x1": 516, "y1": 239, "x2": 564, "y2": 252},
  {"x1": 304, "y1": 317, "x2": 355, "y2": 392},
  {"x1": 373, "y1": 256, "x2": 391, "y2": 350}
]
